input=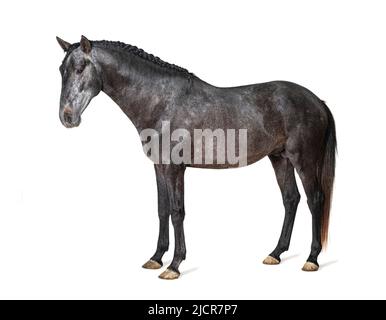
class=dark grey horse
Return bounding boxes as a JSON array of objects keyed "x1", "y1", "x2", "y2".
[{"x1": 57, "y1": 36, "x2": 336, "y2": 279}]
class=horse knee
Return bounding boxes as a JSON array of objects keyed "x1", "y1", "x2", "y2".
[
  {"x1": 283, "y1": 192, "x2": 300, "y2": 212},
  {"x1": 171, "y1": 209, "x2": 185, "y2": 226}
]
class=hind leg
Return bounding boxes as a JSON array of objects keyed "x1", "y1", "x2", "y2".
[
  {"x1": 300, "y1": 174, "x2": 323, "y2": 271},
  {"x1": 288, "y1": 155, "x2": 324, "y2": 271},
  {"x1": 263, "y1": 155, "x2": 300, "y2": 265}
]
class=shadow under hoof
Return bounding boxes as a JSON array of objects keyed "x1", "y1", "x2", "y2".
[
  {"x1": 280, "y1": 254, "x2": 300, "y2": 262},
  {"x1": 142, "y1": 260, "x2": 162, "y2": 270},
  {"x1": 263, "y1": 256, "x2": 280, "y2": 265},
  {"x1": 182, "y1": 267, "x2": 199, "y2": 276},
  {"x1": 302, "y1": 262, "x2": 319, "y2": 272},
  {"x1": 319, "y1": 260, "x2": 338, "y2": 270},
  {"x1": 159, "y1": 269, "x2": 180, "y2": 280}
]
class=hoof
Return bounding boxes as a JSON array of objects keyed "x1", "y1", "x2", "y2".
[
  {"x1": 302, "y1": 262, "x2": 319, "y2": 272},
  {"x1": 142, "y1": 260, "x2": 162, "y2": 270},
  {"x1": 263, "y1": 256, "x2": 280, "y2": 265},
  {"x1": 159, "y1": 268, "x2": 180, "y2": 280}
]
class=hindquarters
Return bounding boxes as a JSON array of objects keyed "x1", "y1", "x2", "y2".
[
  {"x1": 263, "y1": 82, "x2": 336, "y2": 270},
  {"x1": 277, "y1": 83, "x2": 336, "y2": 246}
]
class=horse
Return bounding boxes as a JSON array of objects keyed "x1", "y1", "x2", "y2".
[{"x1": 57, "y1": 36, "x2": 336, "y2": 280}]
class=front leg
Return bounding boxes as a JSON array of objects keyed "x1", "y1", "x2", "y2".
[
  {"x1": 142, "y1": 165, "x2": 172, "y2": 270},
  {"x1": 155, "y1": 164, "x2": 186, "y2": 280}
]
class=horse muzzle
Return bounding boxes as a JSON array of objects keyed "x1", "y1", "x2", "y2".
[{"x1": 60, "y1": 106, "x2": 81, "y2": 128}]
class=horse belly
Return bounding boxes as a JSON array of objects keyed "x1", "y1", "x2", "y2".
[{"x1": 186, "y1": 115, "x2": 283, "y2": 169}]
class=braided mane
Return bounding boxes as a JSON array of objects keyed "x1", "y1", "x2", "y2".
[{"x1": 65, "y1": 40, "x2": 193, "y2": 77}]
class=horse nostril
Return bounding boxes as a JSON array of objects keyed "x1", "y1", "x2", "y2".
[
  {"x1": 63, "y1": 107, "x2": 73, "y2": 123},
  {"x1": 64, "y1": 113, "x2": 72, "y2": 123},
  {"x1": 63, "y1": 106, "x2": 72, "y2": 116},
  {"x1": 63, "y1": 106, "x2": 73, "y2": 122}
]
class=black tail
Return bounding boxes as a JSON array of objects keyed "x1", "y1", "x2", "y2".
[{"x1": 320, "y1": 102, "x2": 337, "y2": 248}]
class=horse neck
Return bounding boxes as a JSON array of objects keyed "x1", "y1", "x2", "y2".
[{"x1": 95, "y1": 47, "x2": 188, "y2": 131}]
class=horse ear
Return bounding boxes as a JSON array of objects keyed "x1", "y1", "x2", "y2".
[
  {"x1": 56, "y1": 36, "x2": 71, "y2": 52},
  {"x1": 80, "y1": 35, "x2": 92, "y2": 54}
]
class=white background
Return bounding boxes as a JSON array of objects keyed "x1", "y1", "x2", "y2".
[{"x1": 0, "y1": 0, "x2": 385, "y2": 299}]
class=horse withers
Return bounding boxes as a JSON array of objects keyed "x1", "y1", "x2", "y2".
[{"x1": 57, "y1": 36, "x2": 336, "y2": 279}]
